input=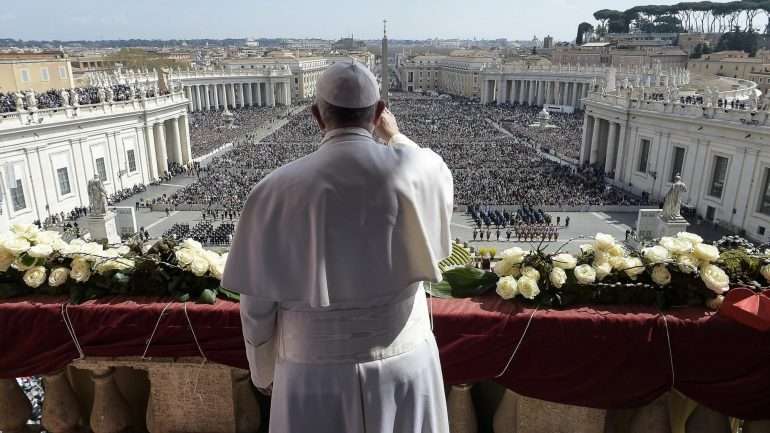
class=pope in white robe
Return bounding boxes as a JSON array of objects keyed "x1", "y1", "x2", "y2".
[{"x1": 223, "y1": 60, "x2": 454, "y2": 433}]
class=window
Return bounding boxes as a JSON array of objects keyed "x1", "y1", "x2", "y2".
[
  {"x1": 58, "y1": 66, "x2": 67, "y2": 79},
  {"x1": 670, "y1": 147, "x2": 685, "y2": 182},
  {"x1": 56, "y1": 167, "x2": 71, "y2": 195},
  {"x1": 40, "y1": 67, "x2": 49, "y2": 81},
  {"x1": 637, "y1": 139, "x2": 651, "y2": 173},
  {"x1": 126, "y1": 149, "x2": 137, "y2": 172},
  {"x1": 95, "y1": 157, "x2": 107, "y2": 182},
  {"x1": 10, "y1": 179, "x2": 26, "y2": 211},
  {"x1": 758, "y1": 168, "x2": 770, "y2": 216},
  {"x1": 709, "y1": 156, "x2": 729, "y2": 198},
  {"x1": 19, "y1": 69, "x2": 30, "y2": 82}
]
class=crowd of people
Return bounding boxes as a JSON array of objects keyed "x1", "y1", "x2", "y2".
[
  {"x1": 144, "y1": 92, "x2": 649, "y2": 245},
  {"x1": 162, "y1": 221, "x2": 235, "y2": 246},
  {"x1": 188, "y1": 107, "x2": 289, "y2": 158},
  {"x1": 388, "y1": 95, "x2": 646, "y2": 207},
  {"x1": 0, "y1": 84, "x2": 160, "y2": 113}
]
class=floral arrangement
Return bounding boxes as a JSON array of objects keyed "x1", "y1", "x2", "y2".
[
  {"x1": 434, "y1": 232, "x2": 770, "y2": 310},
  {"x1": 0, "y1": 224, "x2": 235, "y2": 304}
]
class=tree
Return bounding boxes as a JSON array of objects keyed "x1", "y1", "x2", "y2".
[
  {"x1": 576, "y1": 22, "x2": 594, "y2": 45},
  {"x1": 690, "y1": 43, "x2": 704, "y2": 58}
]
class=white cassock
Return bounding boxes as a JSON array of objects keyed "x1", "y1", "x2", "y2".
[{"x1": 223, "y1": 127, "x2": 454, "y2": 433}]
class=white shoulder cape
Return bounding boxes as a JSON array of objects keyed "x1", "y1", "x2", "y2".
[{"x1": 223, "y1": 131, "x2": 453, "y2": 307}]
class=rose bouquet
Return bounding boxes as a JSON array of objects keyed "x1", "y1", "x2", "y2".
[
  {"x1": 0, "y1": 224, "x2": 233, "y2": 304},
  {"x1": 433, "y1": 232, "x2": 770, "y2": 310}
]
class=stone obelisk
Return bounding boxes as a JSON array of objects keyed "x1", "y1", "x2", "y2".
[{"x1": 381, "y1": 19, "x2": 389, "y2": 106}]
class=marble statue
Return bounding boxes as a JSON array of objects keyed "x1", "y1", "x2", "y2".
[
  {"x1": 70, "y1": 89, "x2": 79, "y2": 106},
  {"x1": 14, "y1": 92, "x2": 24, "y2": 111},
  {"x1": 105, "y1": 86, "x2": 114, "y2": 103},
  {"x1": 97, "y1": 87, "x2": 106, "y2": 103},
  {"x1": 662, "y1": 175, "x2": 688, "y2": 221},
  {"x1": 25, "y1": 91, "x2": 37, "y2": 111},
  {"x1": 87, "y1": 175, "x2": 108, "y2": 216},
  {"x1": 623, "y1": 77, "x2": 630, "y2": 89},
  {"x1": 60, "y1": 89, "x2": 70, "y2": 106}
]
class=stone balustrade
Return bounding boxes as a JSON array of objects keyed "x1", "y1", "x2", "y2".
[
  {"x1": 0, "y1": 91, "x2": 188, "y2": 132},
  {"x1": 2, "y1": 358, "x2": 766, "y2": 433}
]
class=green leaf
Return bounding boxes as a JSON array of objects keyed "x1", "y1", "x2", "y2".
[
  {"x1": 217, "y1": 287, "x2": 241, "y2": 302},
  {"x1": 424, "y1": 281, "x2": 453, "y2": 298},
  {"x1": 198, "y1": 288, "x2": 217, "y2": 305}
]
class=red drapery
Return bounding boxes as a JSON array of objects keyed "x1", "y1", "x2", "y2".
[{"x1": 1, "y1": 294, "x2": 769, "y2": 419}]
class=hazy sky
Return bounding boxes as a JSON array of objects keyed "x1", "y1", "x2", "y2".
[{"x1": 4, "y1": 0, "x2": 690, "y2": 42}]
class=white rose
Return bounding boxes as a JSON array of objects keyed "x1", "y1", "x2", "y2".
[
  {"x1": 4, "y1": 237, "x2": 30, "y2": 255},
  {"x1": 11, "y1": 223, "x2": 39, "y2": 240},
  {"x1": 28, "y1": 243, "x2": 54, "y2": 259},
  {"x1": 35, "y1": 231, "x2": 64, "y2": 248},
  {"x1": 22, "y1": 266, "x2": 47, "y2": 288},
  {"x1": 608, "y1": 243, "x2": 626, "y2": 258},
  {"x1": 210, "y1": 260, "x2": 225, "y2": 280},
  {"x1": 175, "y1": 248, "x2": 195, "y2": 266},
  {"x1": 706, "y1": 295, "x2": 724, "y2": 310},
  {"x1": 500, "y1": 247, "x2": 527, "y2": 265},
  {"x1": 609, "y1": 255, "x2": 627, "y2": 271},
  {"x1": 643, "y1": 245, "x2": 670, "y2": 264},
  {"x1": 594, "y1": 233, "x2": 616, "y2": 251},
  {"x1": 521, "y1": 266, "x2": 540, "y2": 281},
  {"x1": 623, "y1": 257, "x2": 645, "y2": 280},
  {"x1": 579, "y1": 244, "x2": 594, "y2": 254},
  {"x1": 594, "y1": 250, "x2": 610, "y2": 266},
  {"x1": 700, "y1": 264, "x2": 730, "y2": 294},
  {"x1": 182, "y1": 238, "x2": 204, "y2": 252},
  {"x1": 495, "y1": 276, "x2": 518, "y2": 300},
  {"x1": 48, "y1": 267, "x2": 70, "y2": 287},
  {"x1": 677, "y1": 254, "x2": 700, "y2": 274},
  {"x1": 594, "y1": 262, "x2": 612, "y2": 281},
  {"x1": 0, "y1": 247, "x2": 15, "y2": 272},
  {"x1": 549, "y1": 267, "x2": 567, "y2": 289},
  {"x1": 651, "y1": 264, "x2": 672, "y2": 286},
  {"x1": 190, "y1": 256, "x2": 210, "y2": 277},
  {"x1": 517, "y1": 276, "x2": 540, "y2": 300},
  {"x1": 70, "y1": 257, "x2": 92, "y2": 283},
  {"x1": 677, "y1": 232, "x2": 703, "y2": 245},
  {"x1": 660, "y1": 237, "x2": 693, "y2": 256},
  {"x1": 551, "y1": 253, "x2": 577, "y2": 270},
  {"x1": 761, "y1": 264, "x2": 770, "y2": 282},
  {"x1": 693, "y1": 244, "x2": 720, "y2": 263},
  {"x1": 574, "y1": 264, "x2": 597, "y2": 285}
]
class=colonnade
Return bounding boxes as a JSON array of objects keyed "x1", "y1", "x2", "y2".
[
  {"x1": 181, "y1": 81, "x2": 291, "y2": 112},
  {"x1": 143, "y1": 115, "x2": 192, "y2": 178},
  {"x1": 580, "y1": 114, "x2": 626, "y2": 178},
  {"x1": 482, "y1": 78, "x2": 591, "y2": 109}
]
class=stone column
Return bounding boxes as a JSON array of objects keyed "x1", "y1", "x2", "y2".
[
  {"x1": 284, "y1": 81, "x2": 292, "y2": 106},
  {"x1": 0, "y1": 378, "x2": 32, "y2": 433},
  {"x1": 267, "y1": 82, "x2": 276, "y2": 107},
  {"x1": 573, "y1": 83, "x2": 580, "y2": 108},
  {"x1": 178, "y1": 115, "x2": 192, "y2": 164},
  {"x1": 589, "y1": 117, "x2": 601, "y2": 165},
  {"x1": 580, "y1": 114, "x2": 593, "y2": 165},
  {"x1": 89, "y1": 368, "x2": 131, "y2": 433},
  {"x1": 528, "y1": 80, "x2": 535, "y2": 105},
  {"x1": 154, "y1": 123, "x2": 168, "y2": 175},
  {"x1": 239, "y1": 84, "x2": 247, "y2": 107},
  {"x1": 169, "y1": 118, "x2": 183, "y2": 164},
  {"x1": 41, "y1": 370, "x2": 81, "y2": 433},
  {"x1": 144, "y1": 124, "x2": 159, "y2": 180},
  {"x1": 255, "y1": 82, "x2": 262, "y2": 107},
  {"x1": 605, "y1": 122, "x2": 618, "y2": 174},
  {"x1": 228, "y1": 83, "x2": 236, "y2": 109},
  {"x1": 615, "y1": 124, "x2": 627, "y2": 181},
  {"x1": 555, "y1": 81, "x2": 562, "y2": 106},
  {"x1": 184, "y1": 86, "x2": 193, "y2": 112},
  {"x1": 195, "y1": 85, "x2": 202, "y2": 112},
  {"x1": 203, "y1": 85, "x2": 210, "y2": 111},
  {"x1": 212, "y1": 84, "x2": 219, "y2": 110},
  {"x1": 496, "y1": 78, "x2": 505, "y2": 105}
]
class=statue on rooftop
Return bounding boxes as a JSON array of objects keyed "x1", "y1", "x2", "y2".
[
  {"x1": 87, "y1": 174, "x2": 108, "y2": 216},
  {"x1": 60, "y1": 88, "x2": 70, "y2": 106},
  {"x1": 97, "y1": 87, "x2": 106, "y2": 103},
  {"x1": 25, "y1": 91, "x2": 37, "y2": 111},
  {"x1": 14, "y1": 92, "x2": 24, "y2": 111}
]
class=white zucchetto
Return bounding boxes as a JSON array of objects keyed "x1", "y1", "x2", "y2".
[{"x1": 315, "y1": 60, "x2": 380, "y2": 108}]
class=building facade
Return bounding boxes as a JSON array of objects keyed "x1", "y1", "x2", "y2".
[
  {"x1": 0, "y1": 52, "x2": 74, "y2": 93},
  {"x1": 688, "y1": 51, "x2": 770, "y2": 81},
  {"x1": 0, "y1": 91, "x2": 191, "y2": 230},
  {"x1": 581, "y1": 79, "x2": 770, "y2": 240}
]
